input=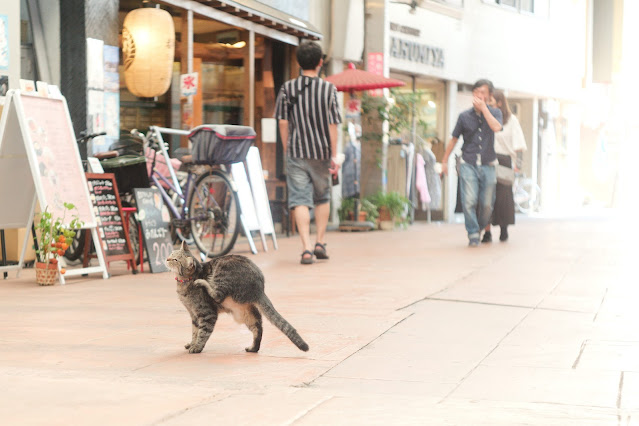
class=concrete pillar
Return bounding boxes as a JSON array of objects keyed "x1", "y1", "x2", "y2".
[
  {"x1": 361, "y1": 0, "x2": 389, "y2": 198},
  {"x1": 444, "y1": 80, "x2": 458, "y2": 223},
  {"x1": 60, "y1": 0, "x2": 118, "y2": 157}
]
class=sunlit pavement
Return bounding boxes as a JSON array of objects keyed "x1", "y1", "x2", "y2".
[{"x1": 0, "y1": 210, "x2": 637, "y2": 425}]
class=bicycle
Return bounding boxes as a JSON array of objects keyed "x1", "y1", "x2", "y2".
[
  {"x1": 133, "y1": 125, "x2": 248, "y2": 258},
  {"x1": 513, "y1": 172, "x2": 541, "y2": 214}
]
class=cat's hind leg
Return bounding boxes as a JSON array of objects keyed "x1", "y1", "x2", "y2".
[
  {"x1": 189, "y1": 312, "x2": 218, "y2": 354},
  {"x1": 244, "y1": 305, "x2": 263, "y2": 353}
]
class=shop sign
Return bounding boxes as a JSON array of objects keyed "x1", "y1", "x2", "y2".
[
  {"x1": 180, "y1": 72, "x2": 198, "y2": 97},
  {"x1": 389, "y1": 36, "x2": 444, "y2": 68},
  {"x1": 367, "y1": 52, "x2": 384, "y2": 97}
]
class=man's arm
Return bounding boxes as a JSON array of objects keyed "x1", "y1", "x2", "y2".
[
  {"x1": 473, "y1": 97, "x2": 502, "y2": 132},
  {"x1": 278, "y1": 120, "x2": 289, "y2": 154},
  {"x1": 440, "y1": 136, "x2": 459, "y2": 176},
  {"x1": 329, "y1": 123, "x2": 339, "y2": 173}
]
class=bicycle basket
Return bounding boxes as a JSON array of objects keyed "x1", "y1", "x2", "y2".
[
  {"x1": 100, "y1": 155, "x2": 150, "y2": 195},
  {"x1": 189, "y1": 125, "x2": 256, "y2": 165}
]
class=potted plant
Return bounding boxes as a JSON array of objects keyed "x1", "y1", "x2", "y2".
[
  {"x1": 338, "y1": 197, "x2": 379, "y2": 223},
  {"x1": 34, "y1": 203, "x2": 83, "y2": 286},
  {"x1": 366, "y1": 191, "x2": 411, "y2": 230}
]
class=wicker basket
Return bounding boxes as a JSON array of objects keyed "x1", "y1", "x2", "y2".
[{"x1": 35, "y1": 262, "x2": 59, "y2": 286}]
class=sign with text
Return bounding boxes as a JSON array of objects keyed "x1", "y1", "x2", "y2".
[
  {"x1": 85, "y1": 174, "x2": 136, "y2": 270},
  {"x1": 0, "y1": 90, "x2": 107, "y2": 281},
  {"x1": 180, "y1": 72, "x2": 198, "y2": 97},
  {"x1": 133, "y1": 188, "x2": 172, "y2": 273}
]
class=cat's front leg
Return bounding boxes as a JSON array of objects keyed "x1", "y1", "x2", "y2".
[
  {"x1": 189, "y1": 312, "x2": 218, "y2": 354},
  {"x1": 185, "y1": 322, "x2": 197, "y2": 350},
  {"x1": 193, "y1": 279, "x2": 224, "y2": 303}
]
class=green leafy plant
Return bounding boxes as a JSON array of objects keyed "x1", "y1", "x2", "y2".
[
  {"x1": 338, "y1": 197, "x2": 379, "y2": 223},
  {"x1": 365, "y1": 191, "x2": 411, "y2": 228},
  {"x1": 34, "y1": 203, "x2": 84, "y2": 265}
]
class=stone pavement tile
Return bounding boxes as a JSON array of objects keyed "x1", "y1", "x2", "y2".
[
  {"x1": 482, "y1": 343, "x2": 581, "y2": 369},
  {"x1": 319, "y1": 300, "x2": 529, "y2": 393},
  {"x1": 620, "y1": 372, "x2": 639, "y2": 409},
  {"x1": 321, "y1": 352, "x2": 477, "y2": 384},
  {"x1": 495, "y1": 309, "x2": 594, "y2": 346},
  {"x1": 450, "y1": 365, "x2": 620, "y2": 408},
  {"x1": 310, "y1": 376, "x2": 458, "y2": 398},
  {"x1": 131, "y1": 352, "x2": 333, "y2": 387},
  {"x1": 575, "y1": 341, "x2": 639, "y2": 371},
  {"x1": 0, "y1": 372, "x2": 232, "y2": 426},
  {"x1": 296, "y1": 394, "x2": 620, "y2": 426},
  {"x1": 432, "y1": 258, "x2": 571, "y2": 308}
]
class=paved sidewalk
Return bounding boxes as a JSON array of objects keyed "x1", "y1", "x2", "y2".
[{"x1": 0, "y1": 212, "x2": 636, "y2": 425}]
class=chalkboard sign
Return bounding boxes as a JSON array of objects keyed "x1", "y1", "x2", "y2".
[
  {"x1": 133, "y1": 188, "x2": 173, "y2": 273},
  {"x1": 85, "y1": 174, "x2": 136, "y2": 272}
]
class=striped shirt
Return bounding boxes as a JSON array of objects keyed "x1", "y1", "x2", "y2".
[{"x1": 275, "y1": 76, "x2": 342, "y2": 160}]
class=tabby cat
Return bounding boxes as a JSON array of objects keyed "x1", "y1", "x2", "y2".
[{"x1": 166, "y1": 242, "x2": 309, "y2": 354}]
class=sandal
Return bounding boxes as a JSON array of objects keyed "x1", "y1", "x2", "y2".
[
  {"x1": 313, "y1": 242, "x2": 329, "y2": 260},
  {"x1": 300, "y1": 250, "x2": 314, "y2": 265}
]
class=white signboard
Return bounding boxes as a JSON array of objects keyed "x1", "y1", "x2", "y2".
[
  {"x1": 0, "y1": 90, "x2": 108, "y2": 282},
  {"x1": 246, "y1": 147, "x2": 277, "y2": 250},
  {"x1": 231, "y1": 162, "x2": 260, "y2": 254}
]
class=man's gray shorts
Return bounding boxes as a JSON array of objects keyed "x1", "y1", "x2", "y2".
[{"x1": 286, "y1": 156, "x2": 331, "y2": 209}]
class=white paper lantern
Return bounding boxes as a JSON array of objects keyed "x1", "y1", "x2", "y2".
[{"x1": 122, "y1": 8, "x2": 175, "y2": 98}]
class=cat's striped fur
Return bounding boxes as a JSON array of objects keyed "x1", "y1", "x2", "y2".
[{"x1": 166, "y1": 242, "x2": 309, "y2": 354}]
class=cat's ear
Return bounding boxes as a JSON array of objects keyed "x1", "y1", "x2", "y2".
[{"x1": 181, "y1": 241, "x2": 190, "y2": 252}]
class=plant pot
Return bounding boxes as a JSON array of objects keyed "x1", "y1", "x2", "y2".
[
  {"x1": 35, "y1": 262, "x2": 59, "y2": 286},
  {"x1": 358, "y1": 211, "x2": 368, "y2": 222},
  {"x1": 378, "y1": 206, "x2": 392, "y2": 222},
  {"x1": 379, "y1": 220, "x2": 394, "y2": 231}
]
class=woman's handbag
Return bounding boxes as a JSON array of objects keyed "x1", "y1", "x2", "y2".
[{"x1": 496, "y1": 164, "x2": 515, "y2": 185}]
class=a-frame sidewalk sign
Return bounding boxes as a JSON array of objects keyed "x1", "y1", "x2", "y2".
[{"x1": 0, "y1": 90, "x2": 108, "y2": 283}]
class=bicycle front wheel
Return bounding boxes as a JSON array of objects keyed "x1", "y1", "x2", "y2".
[{"x1": 188, "y1": 169, "x2": 240, "y2": 258}]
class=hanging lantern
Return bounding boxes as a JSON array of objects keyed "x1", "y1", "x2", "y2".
[{"x1": 122, "y1": 7, "x2": 175, "y2": 98}]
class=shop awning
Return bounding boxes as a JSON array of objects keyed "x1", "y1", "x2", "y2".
[{"x1": 192, "y1": 0, "x2": 321, "y2": 40}]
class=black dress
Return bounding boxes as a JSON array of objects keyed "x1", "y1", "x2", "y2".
[{"x1": 491, "y1": 154, "x2": 515, "y2": 226}]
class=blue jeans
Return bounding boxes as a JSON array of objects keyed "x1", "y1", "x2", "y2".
[{"x1": 458, "y1": 163, "x2": 497, "y2": 240}]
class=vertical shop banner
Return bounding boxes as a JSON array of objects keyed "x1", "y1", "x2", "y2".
[
  {"x1": 103, "y1": 45, "x2": 120, "y2": 155},
  {"x1": 87, "y1": 38, "x2": 104, "y2": 90},
  {"x1": 87, "y1": 38, "x2": 105, "y2": 155},
  {"x1": 367, "y1": 52, "x2": 384, "y2": 97},
  {"x1": 0, "y1": 15, "x2": 8, "y2": 70}
]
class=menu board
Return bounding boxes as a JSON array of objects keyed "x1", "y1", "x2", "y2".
[
  {"x1": 86, "y1": 174, "x2": 134, "y2": 258},
  {"x1": 20, "y1": 94, "x2": 94, "y2": 226},
  {"x1": 133, "y1": 188, "x2": 172, "y2": 273}
]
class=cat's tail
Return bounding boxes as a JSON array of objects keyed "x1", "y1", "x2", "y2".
[{"x1": 257, "y1": 295, "x2": 309, "y2": 352}]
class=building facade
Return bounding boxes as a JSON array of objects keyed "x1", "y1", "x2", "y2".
[{"x1": 363, "y1": 0, "x2": 590, "y2": 220}]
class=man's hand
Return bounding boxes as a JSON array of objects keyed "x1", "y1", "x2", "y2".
[
  {"x1": 441, "y1": 162, "x2": 448, "y2": 176},
  {"x1": 329, "y1": 158, "x2": 341, "y2": 176},
  {"x1": 472, "y1": 96, "x2": 487, "y2": 112}
]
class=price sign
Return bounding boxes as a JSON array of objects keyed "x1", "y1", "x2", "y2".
[{"x1": 133, "y1": 188, "x2": 173, "y2": 273}]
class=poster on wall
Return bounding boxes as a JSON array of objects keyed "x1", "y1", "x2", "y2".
[
  {"x1": 87, "y1": 38, "x2": 104, "y2": 90},
  {"x1": 103, "y1": 45, "x2": 119, "y2": 93},
  {"x1": 0, "y1": 76, "x2": 8, "y2": 97},
  {"x1": 0, "y1": 15, "x2": 8, "y2": 70},
  {"x1": 87, "y1": 89, "x2": 106, "y2": 154},
  {"x1": 103, "y1": 45, "x2": 120, "y2": 154}
]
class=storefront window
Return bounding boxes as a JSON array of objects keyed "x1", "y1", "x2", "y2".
[{"x1": 202, "y1": 63, "x2": 244, "y2": 125}]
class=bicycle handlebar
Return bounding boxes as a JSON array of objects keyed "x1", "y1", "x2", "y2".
[{"x1": 77, "y1": 131, "x2": 107, "y2": 144}]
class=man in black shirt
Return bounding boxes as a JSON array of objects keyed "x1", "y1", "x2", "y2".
[
  {"x1": 275, "y1": 41, "x2": 342, "y2": 264},
  {"x1": 442, "y1": 79, "x2": 503, "y2": 247}
]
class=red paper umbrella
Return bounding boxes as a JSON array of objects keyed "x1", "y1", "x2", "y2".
[{"x1": 325, "y1": 63, "x2": 406, "y2": 92}]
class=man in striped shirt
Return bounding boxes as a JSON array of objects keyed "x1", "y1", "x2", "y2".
[{"x1": 275, "y1": 41, "x2": 342, "y2": 265}]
